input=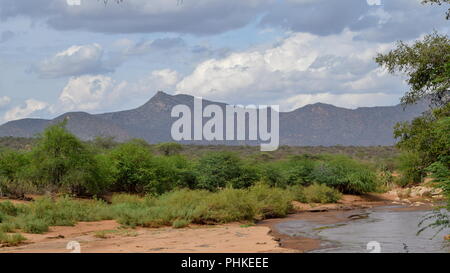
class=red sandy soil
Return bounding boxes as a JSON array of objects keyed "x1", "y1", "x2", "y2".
[{"x1": 0, "y1": 221, "x2": 291, "y2": 253}]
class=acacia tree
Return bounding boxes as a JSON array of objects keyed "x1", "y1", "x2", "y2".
[
  {"x1": 376, "y1": 33, "x2": 450, "y2": 107},
  {"x1": 29, "y1": 121, "x2": 113, "y2": 196}
]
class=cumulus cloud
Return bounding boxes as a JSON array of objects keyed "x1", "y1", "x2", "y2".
[
  {"x1": 134, "y1": 69, "x2": 181, "y2": 93},
  {"x1": 33, "y1": 43, "x2": 111, "y2": 78},
  {"x1": 3, "y1": 99, "x2": 48, "y2": 122},
  {"x1": 176, "y1": 30, "x2": 405, "y2": 109},
  {"x1": 51, "y1": 75, "x2": 126, "y2": 113},
  {"x1": 50, "y1": 68, "x2": 180, "y2": 114}
]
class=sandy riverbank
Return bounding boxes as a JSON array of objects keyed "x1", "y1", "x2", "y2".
[{"x1": 0, "y1": 190, "x2": 443, "y2": 253}]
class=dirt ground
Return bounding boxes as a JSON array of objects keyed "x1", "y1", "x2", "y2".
[
  {"x1": 0, "y1": 191, "x2": 443, "y2": 253},
  {"x1": 0, "y1": 221, "x2": 292, "y2": 253}
]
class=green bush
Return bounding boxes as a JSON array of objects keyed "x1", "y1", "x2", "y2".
[
  {"x1": 20, "y1": 217, "x2": 49, "y2": 234},
  {"x1": 0, "y1": 232, "x2": 26, "y2": 246},
  {"x1": 27, "y1": 122, "x2": 112, "y2": 196},
  {"x1": 193, "y1": 188, "x2": 257, "y2": 224},
  {"x1": 0, "y1": 222, "x2": 17, "y2": 233},
  {"x1": 260, "y1": 156, "x2": 317, "y2": 187},
  {"x1": 172, "y1": 219, "x2": 190, "y2": 229},
  {"x1": 0, "y1": 150, "x2": 32, "y2": 198},
  {"x1": 310, "y1": 155, "x2": 378, "y2": 194},
  {"x1": 108, "y1": 141, "x2": 156, "y2": 193},
  {"x1": 396, "y1": 152, "x2": 424, "y2": 186},
  {"x1": 300, "y1": 183, "x2": 342, "y2": 204},
  {"x1": 196, "y1": 152, "x2": 259, "y2": 191},
  {"x1": 248, "y1": 183, "x2": 293, "y2": 218}
]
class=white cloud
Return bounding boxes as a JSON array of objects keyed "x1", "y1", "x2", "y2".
[
  {"x1": 34, "y1": 43, "x2": 110, "y2": 78},
  {"x1": 366, "y1": 0, "x2": 382, "y2": 6},
  {"x1": 51, "y1": 75, "x2": 127, "y2": 113},
  {"x1": 50, "y1": 68, "x2": 180, "y2": 114},
  {"x1": 176, "y1": 30, "x2": 403, "y2": 108},
  {"x1": 3, "y1": 99, "x2": 48, "y2": 122},
  {"x1": 284, "y1": 92, "x2": 401, "y2": 110},
  {"x1": 0, "y1": 96, "x2": 11, "y2": 108}
]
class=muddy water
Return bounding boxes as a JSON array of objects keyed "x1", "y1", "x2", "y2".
[{"x1": 275, "y1": 207, "x2": 449, "y2": 253}]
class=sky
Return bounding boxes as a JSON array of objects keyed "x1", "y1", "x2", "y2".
[{"x1": 0, "y1": 0, "x2": 448, "y2": 124}]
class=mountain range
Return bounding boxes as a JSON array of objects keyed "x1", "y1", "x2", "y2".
[{"x1": 0, "y1": 91, "x2": 428, "y2": 146}]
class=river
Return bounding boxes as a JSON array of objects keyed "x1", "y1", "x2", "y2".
[{"x1": 275, "y1": 207, "x2": 450, "y2": 253}]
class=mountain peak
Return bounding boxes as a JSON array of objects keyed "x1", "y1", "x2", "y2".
[
  {"x1": 0, "y1": 92, "x2": 429, "y2": 146},
  {"x1": 151, "y1": 91, "x2": 173, "y2": 101}
]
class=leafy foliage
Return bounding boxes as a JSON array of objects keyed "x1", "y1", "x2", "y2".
[
  {"x1": 28, "y1": 122, "x2": 113, "y2": 196},
  {"x1": 294, "y1": 183, "x2": 342, "y2": 204},
  {"x1": 310, "y1": 155, "x2": 379, "y2": 194},
  {"x1": 376, "y1": 33, "x2": 450, "y2": 106},
  {"x1": 195, "y1": 152, "x2": 259, "y2": 191}
]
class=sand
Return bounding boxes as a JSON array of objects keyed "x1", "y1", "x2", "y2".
[{"x1": 0, "y1": 191, "x2": 441, "y2": 253}]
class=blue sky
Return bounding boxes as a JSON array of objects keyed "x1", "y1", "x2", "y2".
[{"x1": 0, "y1": 0, "x2": 448, "y2": 124}]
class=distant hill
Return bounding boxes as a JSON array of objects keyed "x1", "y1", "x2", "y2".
[{"x1": 0, "y1": 91, "x2": 429, "y2": 146}]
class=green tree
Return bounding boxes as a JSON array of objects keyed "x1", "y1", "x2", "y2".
[
  {"x1": 376, "y1": 33, "x2": 450, "y2": 107},
  {"x1": 29, "y1": 122, "x2": 112, "y2": 195},
  {"x1": 310, "y1": 155, "x2": 378, "y2": 194},
  {"x1": 0, "y1": 149, "x2": 32, "y2": 198},
  {"x1": 108, "y1": 141, "x2": 156, "y2": 193},
  {"x1": 196, "y1": 152, "x2": 259, "y2": 191}
]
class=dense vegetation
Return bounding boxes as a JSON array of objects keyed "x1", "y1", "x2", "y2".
[
  {"x1": 0, "y1": 182, "x2": 342, "y2": 245},
  {"x1": 0, "y1": 123, "x2": 383, "y2": 199},
  {"x1": 0, "y1": 122, "x2": 386, "y2": 243}
]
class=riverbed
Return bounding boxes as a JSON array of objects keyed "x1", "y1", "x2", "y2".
[{"x1": 274, "y1": 206, "x2": 450, "y2": 253}]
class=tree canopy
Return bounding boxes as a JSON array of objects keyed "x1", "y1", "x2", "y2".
[{"x1": 376, "y1": 33, "x2": 450, "y2": 107}]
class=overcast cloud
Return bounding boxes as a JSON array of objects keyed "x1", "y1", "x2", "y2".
[{"x1": 0, "y1": 0, "x2": 448, "y2": 123}]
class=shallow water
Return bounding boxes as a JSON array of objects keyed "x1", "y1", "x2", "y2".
[{"x1": 276, "y1": 208, "x2": 450, "y2": 253}]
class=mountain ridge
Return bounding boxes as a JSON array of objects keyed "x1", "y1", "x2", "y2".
[{"x1": 0, "y1": 92, "x2": 429, "y2": 146}]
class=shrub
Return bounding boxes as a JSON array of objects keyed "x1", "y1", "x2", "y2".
[
  {"x1": 301, "y1": 183, "x2": 342, "y2": 204},
  {"x1": 248, "y1": 183, "x2": 293, "y2": 218},
  {"x1": 21, "y1": 217, "x2": 49, "y2": 234},
  {"x1": 260, "y1": 156, "x2": 317, "y2": 188},
  {"x1": 0, "y1": 232, "x2": 26, "y2": 246},
  {"x1": 112, "y1": 189, "x2": 206, "y2": 228},
  {"x1": 172, "y1": 219, "x2": 190, "y2": 229},
  {"x1": 108, "y1": 141, "x2": 156, "y2": 193},
  {"x1": 0, "y1": 201, "x2": 21, "y2": 216},
  {"x1": 196, "y1": 152, "x2": 259, "y2": 191},
  {"x1": 396, "y1": 151, "x2": 424, "y2": 186},
  {"x1": 0, "y1": 150, "x2": 32, "y2": 198},
  {"x1": 310, "y1": 155, "x2": 378, "y2": 194},
  {"x1": 145, "y1": 155, "x2": 197, "y2": 194},
  {"x1": 110, "y1": 194, "x2": 146, "y2": 205},
  {"x1": 193, "y1": 188, "x2": 257, "y2": 224},
  {"x1": 0, "y1": 222, "x2": 17, "y2": 233}
]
